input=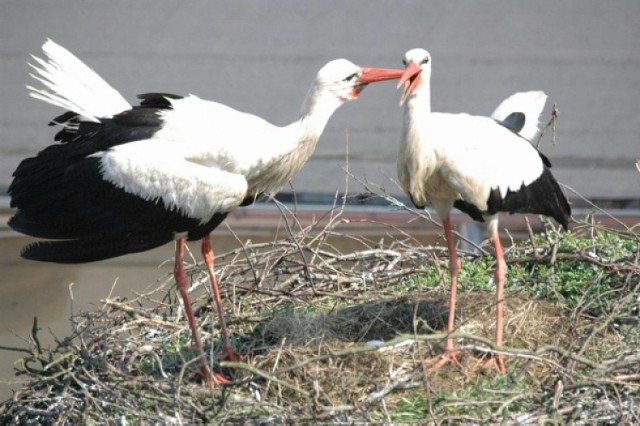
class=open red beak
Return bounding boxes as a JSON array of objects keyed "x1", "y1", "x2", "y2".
[
  {"x1": 398, "y1": 61, "x2": 422, "y2": 105},
  {"x1": 359, "y1": 67, "x2": 405, "y2": 84}
]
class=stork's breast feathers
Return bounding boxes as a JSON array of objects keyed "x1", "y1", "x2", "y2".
[{"x1": 97, "y1": 141, "x2": 248, "y2": 223}]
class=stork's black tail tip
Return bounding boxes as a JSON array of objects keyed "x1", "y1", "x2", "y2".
[
  {"x1": 20, "y1": 241, "x2": 94, "y2": 264},
  {"x1": 19, "y1": 234, "x2": 174, "y2": 264}
]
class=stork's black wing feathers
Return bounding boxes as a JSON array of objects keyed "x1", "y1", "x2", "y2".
[
  {"x1": 8, "y1": 94, "x2": 181, "y2": 209},
  {"x1": 453, "y1": 200, "x2": 485, "y2": 222},
  {"x1": 8, "y1": 92, "x2": 230, "y2": 263},
  {"x1": 10, "y1": 156, "x2": 229, "y2": 263},
  {"x1": 453, "y1": 137, "x2": 570, "y2": 229},
  {"x1": 485, "y1": 167, "x2": 571, "y2": 230},
  {"x1": 137, "y1": 92, "x2": 183, "y2": 108},
  {"x1": 48, "y1": 110, "x2": 78, "y2": 127},
  {"x1": 496, "y1": 112, "x2": 525, "y2": 134},
  {"x1": 538, "y1": 151, "x2": 552, "y2": 168}
]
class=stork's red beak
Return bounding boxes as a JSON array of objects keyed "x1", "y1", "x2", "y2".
[
  {"x1": 398, "y1": 61, "x2": 422, "y2": 105},
  {"x1": 350, "y1": 67, "x2": 404, "y2": 98},
  {"x1": 359, "y1": 67, "x2": 405, "y2": 84}
]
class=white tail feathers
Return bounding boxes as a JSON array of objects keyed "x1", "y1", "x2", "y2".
[
  {"x1": 26, "y1": 39, "x2": 131, "y2": 123},
  {"x1": 491, "y1": 91, "x2": 547, "y2": 142}
]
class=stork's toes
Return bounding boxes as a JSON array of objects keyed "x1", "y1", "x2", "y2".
[
  {"x1": 199, "y1": 366, "x2": 231, "y2": 387},
  {"x1": 424, "y1": 350, "x2": 463, "y2": 372},
  {"x1": 482, "y1": 353, "x2": 507, "y2": 375}
]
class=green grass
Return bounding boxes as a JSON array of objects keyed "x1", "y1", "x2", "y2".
[
  {"x1": 379, "y1": 374, "x2": 532, "y2": 422},
  {"x1": 139, "y1": 333, "x2": 197, "y2": 376},
  {"x1": 402, "y1": 227, "x2": 637, "y2": 311},
  {"x1": 387, "y1": 392, "x2": 430, "y2": 422}
]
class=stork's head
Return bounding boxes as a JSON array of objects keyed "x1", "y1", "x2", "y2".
[
  {"x1": 398, "y1": 48, "x2": 432, "y2": 105},
  {"x1": 315, "y1": 59, "x2": 404, "y2": 102}
]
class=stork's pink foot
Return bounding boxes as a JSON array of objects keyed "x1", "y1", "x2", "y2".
[
  {"x1": 425, "y1": 350, "x2": 463, "y2": 372},
  {"x1": 199, "y1": 366, "x2": 230, "y2": 386},
  {"x1": 482, "y1": 353, "x2": 507, "y2": 375}
]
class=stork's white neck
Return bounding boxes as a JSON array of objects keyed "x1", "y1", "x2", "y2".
[
  {"x1": 252, "y1": 80, "x2": 347, "y2": 196},
  {"x1": 295, "y1": 80, "x2": 345, "y2": 142},
  {"x1": 397, "y1": 68, "x2": 438, "y2": 207},
  {"x1": 401, "y1": 70, "x2": 433, "y2": 155},
  {"x1": 403, "y1": 74, "x2": 432, "y2": 129}
]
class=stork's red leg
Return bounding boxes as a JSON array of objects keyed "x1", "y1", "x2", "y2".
[
  {"x1": 174, "y1": 238, "x2": 229, "y2": 385},
  {"x1": 425, "y1": 215, "x2": 462, "y2": 371},
  {"x1": 483, "y1": 230, "x2": 507, "y2": 374},
  {"x1": 201, "y1": 235, "x2": 241, "y2": 361}
]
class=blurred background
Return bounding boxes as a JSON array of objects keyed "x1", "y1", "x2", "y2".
[{"x1": 0, "y1": 0, "x2": 638, "y2": 398}]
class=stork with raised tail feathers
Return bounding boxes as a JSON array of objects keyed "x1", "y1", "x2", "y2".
[{"x1": 9, "y1": 40, "x2": 404, "y2": 385}]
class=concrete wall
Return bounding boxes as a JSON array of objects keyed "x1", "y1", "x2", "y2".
[{"x1": 1, "y1": 1, "x2": 639, "y2": 202}]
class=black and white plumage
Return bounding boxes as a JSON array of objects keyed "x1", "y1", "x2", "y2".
[
  {"x1": 10, "y1": 92, "x2": 238, "y2": 263},
  {"x1": 491, "y1": 90, "x2": 548, "y2": 141},
  {"x1": 396, "y1": 48, "x2": 570, "y2": 374},
  {"x1": 455, "y1": 90, "x2": 554, "y2": 222},
  {"x1": 9, "y1": 40, "x2": 404, "y2": 385}
]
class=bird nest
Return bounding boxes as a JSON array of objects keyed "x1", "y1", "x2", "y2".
[{"x1": 0, "y1": 206, "x2": 638, "y2": 424}]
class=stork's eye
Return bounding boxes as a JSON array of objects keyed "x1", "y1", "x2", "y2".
[
  {"x1": 344, "y1": 72, "x2": 358, "y2": 82},
  {"x1": 402, "y1": 59, "x2": 407, "y2": 66},
  {"x1": 421, "y1": 57, "x2": 430, "y2": 65}
]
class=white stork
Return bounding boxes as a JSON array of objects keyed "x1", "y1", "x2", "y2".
[
  {"x1": 396, "y1": 48, "x2": 570, "y2": 374},
  {"x1": 8, "y1": 40, "x2": 404, "y2": 385}
]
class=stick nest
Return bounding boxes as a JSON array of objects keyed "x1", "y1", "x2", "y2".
[{"x1": 0, "y1": 205, "x2": 638, "y2": 424}]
